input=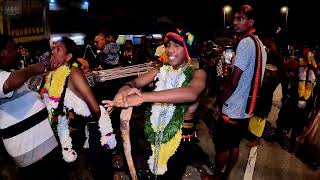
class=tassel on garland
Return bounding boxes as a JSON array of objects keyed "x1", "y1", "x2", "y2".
[
  {"x1": 57, "y1": 115, "x2": 77, "y2": 162},
  {"x1": 99, "y1": 106, "x2": 117, "y2": 149},
  {"x1": 83, "y1": 106, "x2": 117, "y2": 149}
]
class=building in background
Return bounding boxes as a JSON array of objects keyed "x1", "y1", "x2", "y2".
[{"x1": 0, "y1": 0, "x2": 49, "y2": 43}]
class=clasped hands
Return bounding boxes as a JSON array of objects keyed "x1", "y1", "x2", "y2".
[{"x1": 102, "y1": 87, "x2": 143, "y2": 113}]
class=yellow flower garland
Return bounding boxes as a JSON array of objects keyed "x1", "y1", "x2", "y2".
[
  {"x1": 149, "y1": 129, "x2": 182, "y2": 174},
  {"x1": 44, "y1": 65, "x2": 71, "y2": 100}
]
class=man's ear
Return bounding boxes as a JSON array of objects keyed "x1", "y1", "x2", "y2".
[
  {"x1": 249, "y1": 19, "x2": 254, "y2": 26},
  {"x1": 66, "y1": 53, "x2": 73, "y2": 62}
]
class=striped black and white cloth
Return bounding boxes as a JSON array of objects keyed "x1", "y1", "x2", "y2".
[{"x1": 0, "y1": 70, "x2": 58, "y2": 167}]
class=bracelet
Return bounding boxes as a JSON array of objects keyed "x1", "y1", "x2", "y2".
[{"x1": 123, "y1": 83, "x2": 133, "y2": 88}]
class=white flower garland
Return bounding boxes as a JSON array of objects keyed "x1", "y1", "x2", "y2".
[
  {"x1": 84, "y1": 106, "x2": 117, "y2": 149},
  {"x1": 148, "y1": 158, "x2": 167, "y2": 175},
  {"x1": 148, "y1": 65, "x2": 186, "y2": 174},
  {"x1": 151, "y1": 65, "x2": 186, "y2": 131},
  {"x1": 43, "y1": 92, "x2": 116, "y2": 162},
  {"x1": 57, "y1": 114, "x2": 78, "y2": 162},
  {"x1": 43, "y1": 92, "x2": 78, "y2": 162}
]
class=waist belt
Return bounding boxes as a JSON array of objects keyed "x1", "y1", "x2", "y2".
[
  {"x1": 182, "y1": 119, "x2": 197, "y2": 141},
  {"x1": 182, "y1": 132, "x2": 197, "y2": 142},
  {"x1": 182, "y1": 118, "x2": 196, "y2": 129},
  {"x1": 182, "y1": 122, "x2": 195, "y2": 128},
  {"x1": 0, "y1": 108, "x2": 48, "y2": 139}
]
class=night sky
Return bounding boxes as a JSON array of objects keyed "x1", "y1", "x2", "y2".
[{"x1": 50, "y1": 0, "x2": 319, "y2": 45}]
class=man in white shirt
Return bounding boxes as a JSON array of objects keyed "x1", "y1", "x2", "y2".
[{"x1": 0, "y1": 34, "x2": 66, "y2": 180}]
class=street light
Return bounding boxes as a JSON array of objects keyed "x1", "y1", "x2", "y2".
[
  {"x1": 81, "y1": 1, "x2": 89, "y2": 12},
  {"x1": 223, "y1": 5, "x2": 232, "y2": 28},
  {"x1": 280, "y1": 6, "x2": 289, "y2": 27}
]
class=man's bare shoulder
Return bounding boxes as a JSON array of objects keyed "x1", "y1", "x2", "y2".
[
  {"x1": 189, "y1": 68, "x2": 206, "y2": 92},
  {"x1": 194, "y1": 68, "x2": 206, "y2": 74},
  {"x1": 193, "y1": 69, "x2": 207, "y2": 79}
]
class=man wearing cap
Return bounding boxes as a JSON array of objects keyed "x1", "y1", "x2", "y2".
[{"x1": 103, "y1": 31, "x2": 206, "y2": 179}]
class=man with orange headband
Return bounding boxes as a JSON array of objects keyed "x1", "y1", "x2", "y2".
[{"x1": 103, "y1": 30, "x2": 206, "y2": 179}]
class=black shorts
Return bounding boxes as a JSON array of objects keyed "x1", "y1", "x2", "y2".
[{"x1": 214, "y1": 116, "x2": 248, "y2": 152}]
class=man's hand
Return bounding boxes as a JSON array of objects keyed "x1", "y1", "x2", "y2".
[
  {"x1": 102, "y1": 93, "x2": 143, "y2": 111},
  {"x1": 102, "y1": 87, "x2": 142, "y2": 112},
  {"x1": 113, "y1": 87, "x2": 142, "y2": 107},
  {"x1": 126, "y1": 94, "x2": 143, "y2": 107},
  {"x1": 102, "y1": 100, "x2": 114, "y2": 113},
  {"x1": 113, "y1": 94, "x2": 143, "y2": 107}
]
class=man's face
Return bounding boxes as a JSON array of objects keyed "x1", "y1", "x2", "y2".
[
  {"x1": 165, "y1": 40, "x2": 186, "y2": 68},
  {"x1": 106, "y1": 35, "x2": 113, "y2": 44},
  {"x1": 200, "y1": 41, "x2": 207, "y2": 53},
  {"x1": 50, "y1": 41, "x2": 71, "y2": 70},
  {"x1": 0, "y1": 41, "x2": 18, "y2": 69},
  {"x1": 94, "y1": 35, "x2": 106, "y2": 50},
  {"x1": 233, "y1": 12, "x2": 253, "y2": 33}
]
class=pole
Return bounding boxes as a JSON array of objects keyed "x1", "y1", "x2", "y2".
[
  {"x1": 285, "y1": 10, "x2": 288, "y2": 27},
  {"x1": 223, "y1": 9, "x2": 226, "y2": 28}
]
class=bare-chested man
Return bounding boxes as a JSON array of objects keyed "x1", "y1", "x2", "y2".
[{"x1": 103, "y1": 31, "x2": 206, "y2": 179}]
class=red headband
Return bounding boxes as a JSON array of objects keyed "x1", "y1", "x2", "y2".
[{"x1": 164, "y1": 32, "x2": 191, "y2": 64}]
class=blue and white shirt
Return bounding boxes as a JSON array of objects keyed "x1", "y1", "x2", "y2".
[{"x1": 222, "y1": 36, "x2": 267, "y2": 119}]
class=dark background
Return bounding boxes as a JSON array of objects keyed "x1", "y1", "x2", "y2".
[{"x1": 49, "y1": 0, "x2": 319, "y2": 45}]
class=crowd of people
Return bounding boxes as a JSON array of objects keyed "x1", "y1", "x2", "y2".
[{"x1": 1, "y1": 4, "x2": 320, "y2": 180}]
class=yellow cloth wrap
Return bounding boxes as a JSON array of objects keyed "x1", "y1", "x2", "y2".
[
  {"x1": 298, "y1": 81, "x2": 306, "y2": 98},
  {"x1": 304, "y1": 82, "x2": 314, "y2": 100},
  {"x1": 248, "y1": 116, "x2": 266, "y2": 137},
  {"x1": 149, "y1": 129, "x2": 182, "y2": 175}
]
